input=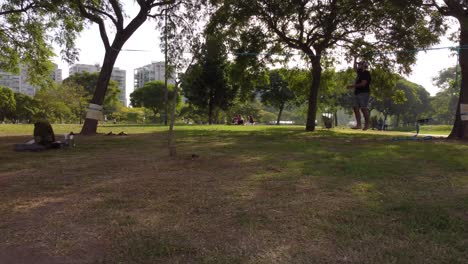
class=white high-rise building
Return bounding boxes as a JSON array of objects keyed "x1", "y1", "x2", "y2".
[
  {"x1": 69, "y1": 63, "x2": 100, "y2": 75},
  {"x1": 52, "y1": 66, "x2": 63, "y2": 83},
  {"x1": 69, "y1": 64, "x2": 127, "y2": 106},
  {"x1": 0, "y1": 63, "x2": 62, "y2": 97},
  {"x1": 134, "y1": 61, "x2": 175, "y2": 90},
  {"x1": 111, "y1": 69, "x2": 126, "y2": 106}
]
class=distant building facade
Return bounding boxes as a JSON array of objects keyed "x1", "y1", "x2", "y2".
[
  {"x1": 0, "y1": 63, "x2": 62, "y2": 97},
  {"x1": 69, "y1": 64, "x2": 100, "y2": 75},
  {"x1": 52, "y1": 66, "x2": 63, "y2": 83},
  {"x1": 134, "y1": 61, "x2": 175, "y2": 90},
  {"x1": 69, "y1": 64, "x2": 127, "y2": 106}
]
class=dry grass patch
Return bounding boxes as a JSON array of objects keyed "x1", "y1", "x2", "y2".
[{"x1": 0, "y1": 127, "x2": 467, "y2": 263}]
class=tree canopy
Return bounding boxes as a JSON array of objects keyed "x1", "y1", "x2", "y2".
[
  {"x1": 258, "y1": 70, "x2": 297, "y2": 125},
  {"x1": 0, "y1": 86, "x2": 16, "y2": 122},
  {"x1": 182, "y1": 33, "x2": 237, "y2": 124},
  {"x1": 13, "y1": 92, "x2": 37, "y2": 122},
  {"x1": 209, "y1": 0, "x2": 446, "y2": 131},
  {"x1": 0, "y1": 0, "x2": 82, "y2": 86},
  {"x1": 130, "y1": 81, "x2": 179, "y2": 123}
]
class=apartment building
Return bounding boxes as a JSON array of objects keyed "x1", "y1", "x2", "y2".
[
  {"x1": 134, "y1": 61, "x2": 175, "y2": 90},
  {"x1": 0, "y1": 63, "x2": 62, "y2": 97},
  {"x1": 69, "y1": 64, "x2": 127, "y2": 106}
]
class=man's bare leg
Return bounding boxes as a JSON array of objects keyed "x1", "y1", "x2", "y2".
[
  {"x1": 362, "y1": 108, "x2": 370, "y2": 130},
  {"x1": 353, "y1": 107, "x2": 361, "y2": 129}
]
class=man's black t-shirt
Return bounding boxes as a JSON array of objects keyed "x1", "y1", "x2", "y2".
[{"x1": 355, "y1": 70, "x2": 371, "y2": 95}]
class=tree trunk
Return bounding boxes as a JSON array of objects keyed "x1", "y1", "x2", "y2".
[
  {"x1": 80, "y1": 47, "x2": 120, "y2": 134},
  {"x1": 305, "y1": 56, "x2": 322, "y2": 131},
  {"x1": 164, "y1": 10, "x2": 169, "y2": 126},
  {"x1": 449, "y1": 22, "x2": 468, "y2": 139},
  {"x1": 276, "y1": 103, "x2": 284, "y2": 125},
  {"x1": 168, "y1": 82, "x2": 179, "y2": 157},
  {"x1": 214, "y1": 109, "x2": 220, "y2": 124},
  {"x1": 334, "y1": 110, "x2": 338, "y2": 127},
  {"x1": 163, "y1": 80, "x2": 169, "y2": 125},
  {"x1": 80, "y1": 12, "x2": 148, "y2": 135},
  {"x1": 79, "y1": 103, "x2": 83, "y2": 125},
  {"x1": 208, "y1": 98, "x2": 214, "y2": 125},
  {"x1": 449, "y1": 95, "x2": 457, "y2": 124}
]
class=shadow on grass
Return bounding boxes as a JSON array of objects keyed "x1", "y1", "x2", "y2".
[{"x1": 0, "y1": 127, "x2": 467, "y2": 263}]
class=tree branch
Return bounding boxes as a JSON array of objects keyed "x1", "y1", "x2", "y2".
[
  {"x1": 150, "y1": 0, "x2": 177, "y2": 9},
  {"x1": 320, "y1": 0, "x2": 339, "y2": 50},
  {"x1": 444, "y1": 0, "x2": 465, "y2": 17},
  {"x1": 0, "y1": 1, "x2": 41, "y2": 16},
  {"x1": 83, "y1": 4, "x2": 119, "y2": 27},
  {"x1": 120, "y1": 5, "x2": 150, "y2": 44},
  {"x1": 297, "y1": 1, "x2": 306, "y2": 43},
  {"x1": 256, "y1": 7, "x2": 302, "y2": 51},
  {"x1": 148, "y1": 1, "x2": 183, "y2": 18},
  {"x1": 74, "y1": 1, "x2": 111, "y2": 49},
  {"x1": 109, "y1": 0, "x2": 124, "y2": 31},
  {"x1": 422, "y1": 0, "x2": 456, "y2": 17}
]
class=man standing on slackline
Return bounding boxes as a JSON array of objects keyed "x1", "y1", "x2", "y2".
[{"x1": 347, "y1": 60, "x2": 371, "y2": 130}]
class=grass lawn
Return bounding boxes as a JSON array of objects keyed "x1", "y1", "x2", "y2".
[
  {"x1": 391, "y1": 125, "x2": 452, "y2": 136},
  {"x1": 0, "y1": 124, "x2": 466, "y2": 263}
]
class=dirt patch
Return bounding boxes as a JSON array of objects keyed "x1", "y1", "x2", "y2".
[{"x1": 0, "y1": 246, "x2": 68, "y2": 264}]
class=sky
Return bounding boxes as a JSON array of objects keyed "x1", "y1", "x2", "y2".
[{"x1": 52, "y1": 14, "x2": 460, "y2": 105}]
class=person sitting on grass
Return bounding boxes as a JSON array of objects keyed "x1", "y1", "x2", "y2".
[
  {"x1": 14, "y1": 120, "x2": 60, "y2": 151},
  {"x1": 247, "y1": 115, "x2": 255, "y2": 125},
  {"x1": 237, "y1": 114, "x2": 244, "y2": 125},
  {"x1": 33, "y1": 120, "x2": 56, "y2": 148},
  {"x1": 232, "y1": 115, "x2": 239, "y2": 125}
]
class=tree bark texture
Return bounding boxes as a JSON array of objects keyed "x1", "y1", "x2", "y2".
[
  {"x1": 168, "y1": 83, "x2": 179, "y2": 156},
  {"x1": 305, "y1": 57, "x2": 322, "y2": 131},
  {"x1": 80, "y1": 49, "x2": 119, "y2": 135},
  {"x1": 449, "y1": 23, "x2": 468, "y2": 139}
]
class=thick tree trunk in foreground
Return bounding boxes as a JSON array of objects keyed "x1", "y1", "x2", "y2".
[
  {"x1": 80, "y1": 9, "x2": 148, "y2": 135},
  {"x1": 80, "y1": 49, "x2": 119, "y2": 135},
  {"x1": 305, "y1": 56, "x2": 322, "y2": 131},
  {"x1": 449, "y1": 23, "x2": 468, "y2": 139}
]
